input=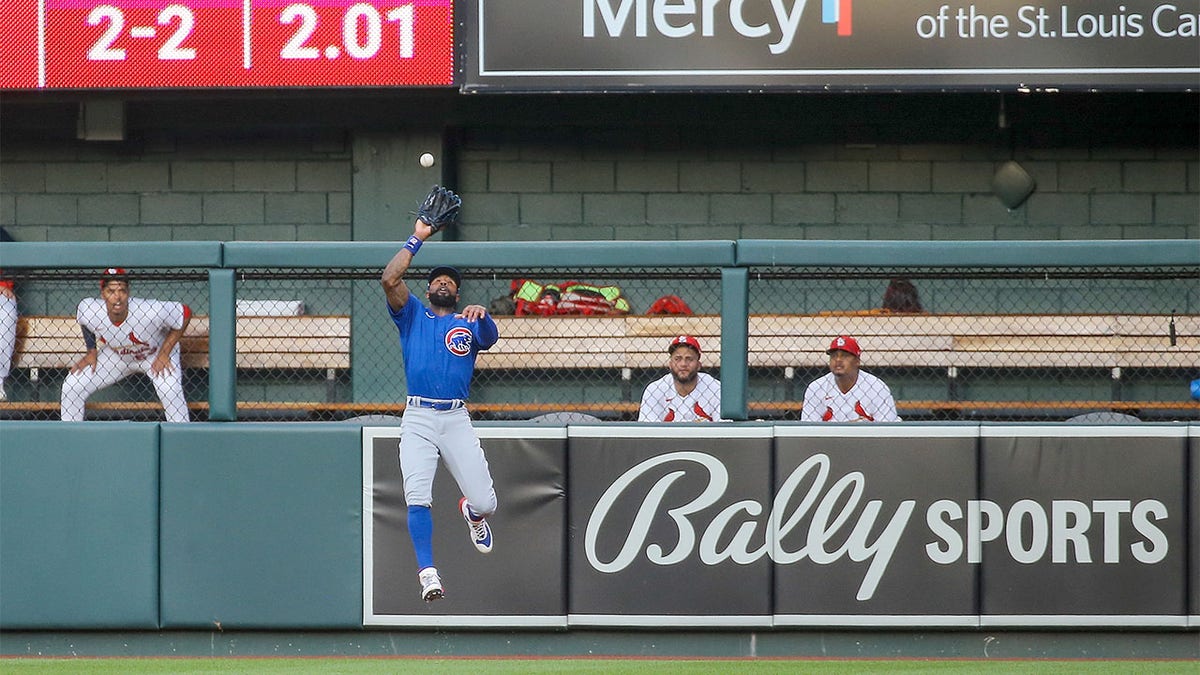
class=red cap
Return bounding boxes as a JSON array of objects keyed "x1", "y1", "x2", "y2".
[
  {"x1": 668, "y1": 334, "x2": 702, "y2": 355},
  {"x1": 826, "y1": 335, "x2": 862, "y2": 357},
  {"x1": 100, "y1": 267, "x2": 129, "y2": 288}
]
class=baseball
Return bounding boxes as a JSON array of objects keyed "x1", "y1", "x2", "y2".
[{"x1": 419, "y1": 152, "x2": 435, "y2": 168}]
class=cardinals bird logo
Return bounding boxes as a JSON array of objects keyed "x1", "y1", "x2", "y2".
[{"x1": 854, "y1": 401, "x2": 875, "y2": 422}]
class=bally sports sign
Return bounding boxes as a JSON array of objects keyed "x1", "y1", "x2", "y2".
[{"x1": 363, "y1": 424, "x2": 1196, "y2": 628}]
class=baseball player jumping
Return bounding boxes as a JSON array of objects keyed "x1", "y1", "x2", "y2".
[
  {"x1": 60, "y1": 268, "x2": 192, "y2": 423},
  {"x1": 380, "y1": 186, "x2": 499, "y2": 602}
]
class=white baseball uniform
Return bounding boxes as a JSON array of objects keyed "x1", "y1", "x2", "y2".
[
  {"x1": 801, "y1": 370, "x2": 900, "y2": 422},
  {"x1": 0, "y1": 286, "x2": 16, "y2": 387},
  {"x1": 638, "y1": 371, "x2": 723, "y2": 422},
  {"x1": 60, "y1": 297, "x2": 190, "y2": 423}
]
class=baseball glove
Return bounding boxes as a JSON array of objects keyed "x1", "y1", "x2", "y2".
[{"x1": 416, "y1": 185, "x2": 462, "y2": 233}]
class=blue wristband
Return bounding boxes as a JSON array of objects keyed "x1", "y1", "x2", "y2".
[{"x1": 403, "y1": 235, "x2": 422, "y2": 256}]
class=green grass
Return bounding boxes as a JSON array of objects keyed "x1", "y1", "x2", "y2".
[{"x1": 2, "y1": 658, "x2": 1194, "y2": 674}]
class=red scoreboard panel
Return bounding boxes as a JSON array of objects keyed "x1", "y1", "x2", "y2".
[{"x1": 0, "y1": 1, "x2": 454, "y2": 89}]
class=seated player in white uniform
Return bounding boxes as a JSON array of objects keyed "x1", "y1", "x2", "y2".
[
  {"x1": 638, "y1": 335, "x2": 723, "y2": 422},
  {"x1": 60, "y1": 268, "x2": 192, "y2": 423},
  {"x1": 801, "y1": 335, "x2": 900, "y2": 423}
]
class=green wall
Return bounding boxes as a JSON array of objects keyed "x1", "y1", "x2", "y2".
[
  {"x1": 0, "y1": 421, "x2": 362, "y2": 630},
  {"x1": 0, "y1": 423, "x2": 159, "y2": 628},
  {"x1": 159, "y1": 424, "x2": 362, "y2": 628},
  {"x1": 2, "y1": 93, "x2": 1196, "y2": 243}
]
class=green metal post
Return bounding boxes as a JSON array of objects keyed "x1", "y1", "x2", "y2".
[
  {"x1": 207, "y1": 268, "x2": 236, "y2": 421},
  {"x1": 720, "y1": 267, "x2": 749, "y2": 421}
]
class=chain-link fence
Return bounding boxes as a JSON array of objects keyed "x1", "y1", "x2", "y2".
[
  {"x1": 1, "y1": 264, "x2": 1195, "y2": 422},
  {"x1": 0, "y1": 270, "x2": 209, "y2": 421},
  {"x1": 746, "y1": 266, "x2": 1198, "y2": 422}
]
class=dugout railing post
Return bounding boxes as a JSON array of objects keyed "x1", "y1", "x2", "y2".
[
  {"x1": 207, "y1": 268, "x2": 237, "y2": 422},
  {"x1": 720, "y1": 266, "x2": 749, "y2": 421}
]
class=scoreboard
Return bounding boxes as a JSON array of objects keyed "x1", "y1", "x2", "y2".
[{"x1": 0, "y1": 1, "x2": 454, "y2": 89}]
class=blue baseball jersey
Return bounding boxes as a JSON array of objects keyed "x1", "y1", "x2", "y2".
[{"x1": 388, "y1": 292, "x2": 499, "y2": 400}]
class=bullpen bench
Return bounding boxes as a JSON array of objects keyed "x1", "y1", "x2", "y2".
[
  {"x1": 481, "y1": 313, "x2": 1198, "y2": 370},
  {"x1": 3, "y1": 313, "x2": 1196, "y2": 421},
  {"x1": 1, "y1": 315, "x2": 349, "y2": 418},
  {"x1": 476, "y1": 313, "x2": 1200, "y2": 420}
]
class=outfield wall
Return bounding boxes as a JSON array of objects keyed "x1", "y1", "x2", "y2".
[{"x1": 1, "y1": 421, "x2": 1196, "y2": 634}]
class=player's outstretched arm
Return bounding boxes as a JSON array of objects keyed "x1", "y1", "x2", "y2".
[
  {"x1": 381, "y1": 218, "x2": 434, "y2": 312},
  {"x1": 458, "y1": 304, "x2": 487, "y2": 321},
  {"x1": 459, "y1": 305, "x2": 499, "y2": 349}
]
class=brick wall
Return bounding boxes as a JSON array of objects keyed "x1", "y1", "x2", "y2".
[
  {"x1": 455, "y1": 131, "x2": 1198, "y2": 241},
  {"x1": 0, "y1": 136, "x2": 352, "y2": 242},
  {"x1": 1, "y1": 94, "x2": 1196, "y2": 243}
]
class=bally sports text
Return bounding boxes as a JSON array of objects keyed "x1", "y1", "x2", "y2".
[{"x1": 585, "y1": 451, "x2": 1170, "y2": 602}]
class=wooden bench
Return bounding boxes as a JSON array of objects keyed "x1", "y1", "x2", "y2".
[
  {"x1": 3, "y1": 315, "x2": 349, "y2": 417},
  {"x1": 11, "y1": 315, "x2": 350, "y2": 372},
  {"x1": 481, "y1": 313, "x2": 1199, "y2": 370}
]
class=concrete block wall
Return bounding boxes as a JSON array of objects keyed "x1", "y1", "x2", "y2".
[
  {"x1": 0, "y1": 136, "x2": 352, "y2": 242},
  {"x1": 1, "y1": 95, "x2": 1196, "y2": 244},
  {"x1": 455, "y1": 129, "x2": 1199, "y2": 241}
]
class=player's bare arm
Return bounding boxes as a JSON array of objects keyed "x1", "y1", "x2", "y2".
[
  {"x1": 70, "y1": 325, "x2": 99, "y2": 374},
  {"x1": 151, "y1": 309, "x2": 190, "y2": 376},
  {"x1": 457, "y1": 304, "x2": 488, "y2": 321},
  {"x1": 70, "y1": 349, "x2": 98, "y2": 374},
  {"x1": 381, "y1": 218, "x2": 434, "y2": 312}
]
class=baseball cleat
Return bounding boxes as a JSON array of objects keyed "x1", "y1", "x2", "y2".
[
  {"x1": 418, "y1": 566, "x2": 444, "y2": 602},
  {"x1": 459, "y1": 497, "x2": 493, "y2": 554}
]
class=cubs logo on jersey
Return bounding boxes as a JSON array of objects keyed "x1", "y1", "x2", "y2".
[{"x1": 445, "y1": 326, "x2": 473, "y2": 356}]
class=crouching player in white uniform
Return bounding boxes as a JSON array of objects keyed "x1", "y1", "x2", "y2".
[
  {"x1": 0, "y1": 272, "x2": 17, "y2": 401},
  {"x1": 60, "y1": 268, "x2": 192, "y2": 423},
  {"x1": 381, "y1": 218, "x2": 500, "y2": 602}
]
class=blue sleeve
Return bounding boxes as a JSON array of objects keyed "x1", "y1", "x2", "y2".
[
  {"x1": 387, "y1": 292, "x2": 420, "y2": 334},
  {"x1": 475, "y1": 313, "x2": 499, "y2": 350}
]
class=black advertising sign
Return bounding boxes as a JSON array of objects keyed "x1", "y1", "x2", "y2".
[
  {"x1": 464, "y1": 0, "x2": 1200, "y2": 91},
  {"x1": 978, "y1": 426, "x2": 1189, "y2": 626},
  {"x1": 362, "y1": 423, "x2": 1194, "y2": 628},
  {"x1": 567, "y1": 426, "x2": 775, "y2": 626},
  {"x1": 362, "y1": 426, "x2": 567, "y2": 626},
  {"x1": 772, "y1": 426, "x2": 980, "y2": 625}
]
